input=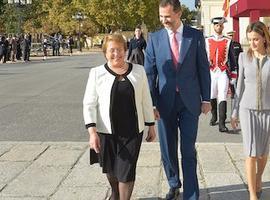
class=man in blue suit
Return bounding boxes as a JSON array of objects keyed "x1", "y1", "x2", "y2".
[{"x1": 144, "y1": 1, "x2": 211, "y2": 199}]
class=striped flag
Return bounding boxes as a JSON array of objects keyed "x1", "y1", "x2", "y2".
[{"x1": 222, "y1": 0, "x2": 230, "y2": 17}]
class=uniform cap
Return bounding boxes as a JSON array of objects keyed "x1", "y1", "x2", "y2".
[{"x1": 211, "y1": 17, "x2": 227, "y2": 24}]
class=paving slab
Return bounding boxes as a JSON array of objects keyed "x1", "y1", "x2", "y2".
[
  {"x1": 0, "y1": 161, "x2": 29, "y2": 185},
  {"x1": 1, "y1": 165, "x2": 70, "y2": 197},
  {"x1": 43, "y1": 142, "x2": 88, "y2": 151},
  {"x1": 0, "y1": 198, "x2": 47, "y2": 200},
  {"x1": 197, "y1": 145, "x2": 236, "y2": 173},
  {"x1": 0, "y1": 142, "x2": 269, "y2": 200},
  {"x1": 0, "y1": 144, "x2": 15, "y2": 156},
  {"x1": 140, "y1": 143, "x2": 160, "y2": 151},
  {"x1": 0, "y1": 144, "x2": 48, "y2": 162},
  {"x1": 204, "y1": 172, "x2": 246, "y2": 191},
  {"x1": 206, "y1": 173, "x2": 249, "y2": 200},
  {"x1": 133, "y1": 167, "x2": 161, "y2": 198},
  {"x1": 233, "y1": 161, "x2": 246, "y2": 183},
  {"x1": 137, "y1": 151, "x2": 161, "y2": 167},
  {"x1": 209, "y1": 190, "x2": 249, "y2": 200},
  {"x1": 225, "y1": 144, "x2": 245, "y2": 162},
  {"x1": 33, "y1": 148, "x2": 84, "y2": 167},
  {"x1": 0, "y1": 183, "x2": 6, "y2": 191},
  {"x1": 51, "y1": 186, "x2": 109, "y2": 200},
  {"x1": 60, "y1": 148, "x2": 108, "y2": 188}
]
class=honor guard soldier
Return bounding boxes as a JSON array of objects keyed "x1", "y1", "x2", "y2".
[
  {"x1": 227, "y1": 31, "x2": 243, "y2": 79},
  {"x1": 205, "y1": 17, "x2": 237, "y2": 132},
  {"x1": 227, "y1": 31, "x2": 243, "y2": 102}
]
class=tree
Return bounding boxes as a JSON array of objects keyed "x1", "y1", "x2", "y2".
[
  {"x1": 26, "y1": 0, "x2": 98, "y2": 36},
  {"x1": 0, "y1": 0, "x2": 5, "y2": 33},
  {"x1": 0, "y1": 0, "x2": 43, "y2": 34},
  {"x1": 0, "y1": 0, "x2": 197, "y2": 36},
  {"x1": 23, "y1": 0, "x2": 44, "y2": 33},
  {"x1": 85, "y1": 0, "x2": 159, "y2": 33},
  {"x1": 124, "y1": 0, "x2": 160, "y2": 31},
  {"x1": 0, "y1": 2, "x2": 19, "y2": 34},
  {"x1": 181, "y1": 5, "x2": 198, "y2": 26}
]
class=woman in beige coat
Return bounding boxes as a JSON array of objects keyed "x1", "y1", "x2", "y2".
[{"x1": 231, "y1": 21, "x2": 270, "y2": 200}]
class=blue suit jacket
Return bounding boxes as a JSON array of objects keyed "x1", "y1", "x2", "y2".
[{"x1": 145, "y1": 26, "x2": 211, "y2": 118}]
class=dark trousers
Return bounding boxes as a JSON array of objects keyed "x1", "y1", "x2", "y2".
[
  {"x1": 158, "y1": 92, "x2": 199, "y2": 200},
  {"x1": 3, "y1": 50, "x2": 8, "y2": 63}
]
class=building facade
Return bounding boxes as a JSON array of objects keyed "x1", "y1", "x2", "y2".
[{"x1": 200, "y1": 0, "x2": 270, "y2": 47}]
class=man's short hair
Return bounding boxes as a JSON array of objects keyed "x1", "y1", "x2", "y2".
[{"x1": 159, "y1": 0, "x2": 182, "y2": 12}]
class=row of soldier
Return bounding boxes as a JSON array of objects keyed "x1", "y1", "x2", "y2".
[
  {"x1": 0, "y1": 32, "x2": 75, "y2": 63},
  {"x1": 0, "y1": 34, "x2": 31, "y2": 63},
  {"x1": 42, "y1": 34, "x2": 75, "y2": 60}
]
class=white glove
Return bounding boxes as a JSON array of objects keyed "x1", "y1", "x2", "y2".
[{"x1": 230, "y1": 78, "x2": 236, "y2": 85}]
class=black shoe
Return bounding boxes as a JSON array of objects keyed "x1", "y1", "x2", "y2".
[
  {"x1": 209, "y1": 120, "x2": 217, "y2": 126},
  {"x1": 219, "y1": 126, "x2": 229, "y2": 132},
  {"x1": 165, "y1": 188, "x2": 180, "y2": 200},
  {"x1": 210, "y1": 99, "x2": 217, "y2": 126},
  {"x1": 218, "y1": 101, "x2": 228, "y2": 132}
]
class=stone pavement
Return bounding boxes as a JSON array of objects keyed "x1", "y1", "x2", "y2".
[{"x1": 0, "y1": 142, "x2": 269, "y2": 200}]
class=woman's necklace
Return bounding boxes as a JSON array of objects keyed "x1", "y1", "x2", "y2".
[
  {"x1": 109, "y1": 63, "x2": 128, "y2": 75},
  {"x1": 254, "y1": 51, "x2": 267, "y2": 60}
]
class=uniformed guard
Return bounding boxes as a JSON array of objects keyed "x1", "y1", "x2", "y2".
[
  {"x1": 227, "y1": 30, "x2": 243, "y2": 81},
  {"x1": 205, "y1": 17, "x2": 237, "y2": 132}
]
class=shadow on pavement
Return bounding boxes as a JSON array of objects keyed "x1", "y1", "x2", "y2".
[
  {"x1": 0, "y1": 72, "x2": 22, "y2": 75},
  {"x1": 137, "y1": 182, "x2": 270, "y2": 200},
  {"x1": 205, "y1": 181, "x2": 269, "y2": 200},
  {"x1": 75, "y1": 66, "x2": 92, "y2": 69}
]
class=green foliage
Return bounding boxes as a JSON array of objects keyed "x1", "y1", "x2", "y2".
[
  {"x1": 85, "y1": 0, "x2": 159, "y2": 32},
  {"x1": 181, "y1": 5, "x2": 198, "y2": 26},
  {"x1": 0, "y1": 1, "x2": 8, "y2": 33},
  {"x1": 0, "y1": 0, "x2": 4, "y2": 14},
  {"x1": 0, "y1": 0, "x2": 197, "y2": 36}
]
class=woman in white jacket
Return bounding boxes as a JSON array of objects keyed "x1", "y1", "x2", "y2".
[{"x1": 83, "y1": 34, "x2": 156, "y2": 200}]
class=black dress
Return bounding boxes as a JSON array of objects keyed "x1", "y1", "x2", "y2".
[
  {"x1": 90, "y1": 63, "x2": 143, "y2": 182},
  {"x1": 127, "y1": 37, "x2": 146, "y2": 65}
]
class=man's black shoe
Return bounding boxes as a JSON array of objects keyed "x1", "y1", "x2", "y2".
[
  {"x1": 209, "y1": 120, "x2": 217, "y2": 126},
  {"x1": 219, "y1": 126, "x2": 229, "y2": 132},
  {"x1": 165, "y1": 188, "x2": 180, "y2": 200}
]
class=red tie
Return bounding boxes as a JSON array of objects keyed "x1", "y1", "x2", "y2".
[{"x1": 171, "y1": 32, "x2": 179, "y2": 68}]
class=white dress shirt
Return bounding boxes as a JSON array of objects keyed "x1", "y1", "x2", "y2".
[{"x1": 166, "y1": 22, "x2": 183, "y2": 53}]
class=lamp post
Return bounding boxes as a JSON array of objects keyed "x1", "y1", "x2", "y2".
[
  {"x1": 7, "y1": 0, "x2": 32, "y2": 34},
  {"x1": 72, "y1": 12, "x2": 86, "y2": 52}
]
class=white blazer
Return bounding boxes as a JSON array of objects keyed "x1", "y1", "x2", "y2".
[{"x1": 83, "y1": 63, "x2": 155, "y2": 134}]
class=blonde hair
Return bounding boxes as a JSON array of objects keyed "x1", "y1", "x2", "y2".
[
  {"x1": 246, "y1": 21, "x2": 270, "y2": 58},
  {"x1": 102, "y1": 34, "x2": 127, "y2": 55}
]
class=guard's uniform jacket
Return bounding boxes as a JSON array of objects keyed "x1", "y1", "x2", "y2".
[
  {"x1": 205, "y1": 35, "x2": 237, "y2": 81},
  {"x1": 205, "y1": 34, "x2": 238, "y2": 132}
]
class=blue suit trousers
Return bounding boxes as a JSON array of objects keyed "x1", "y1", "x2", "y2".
[{"x1": 158, "y1": 92, "x2": 199, "y2": 200}]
